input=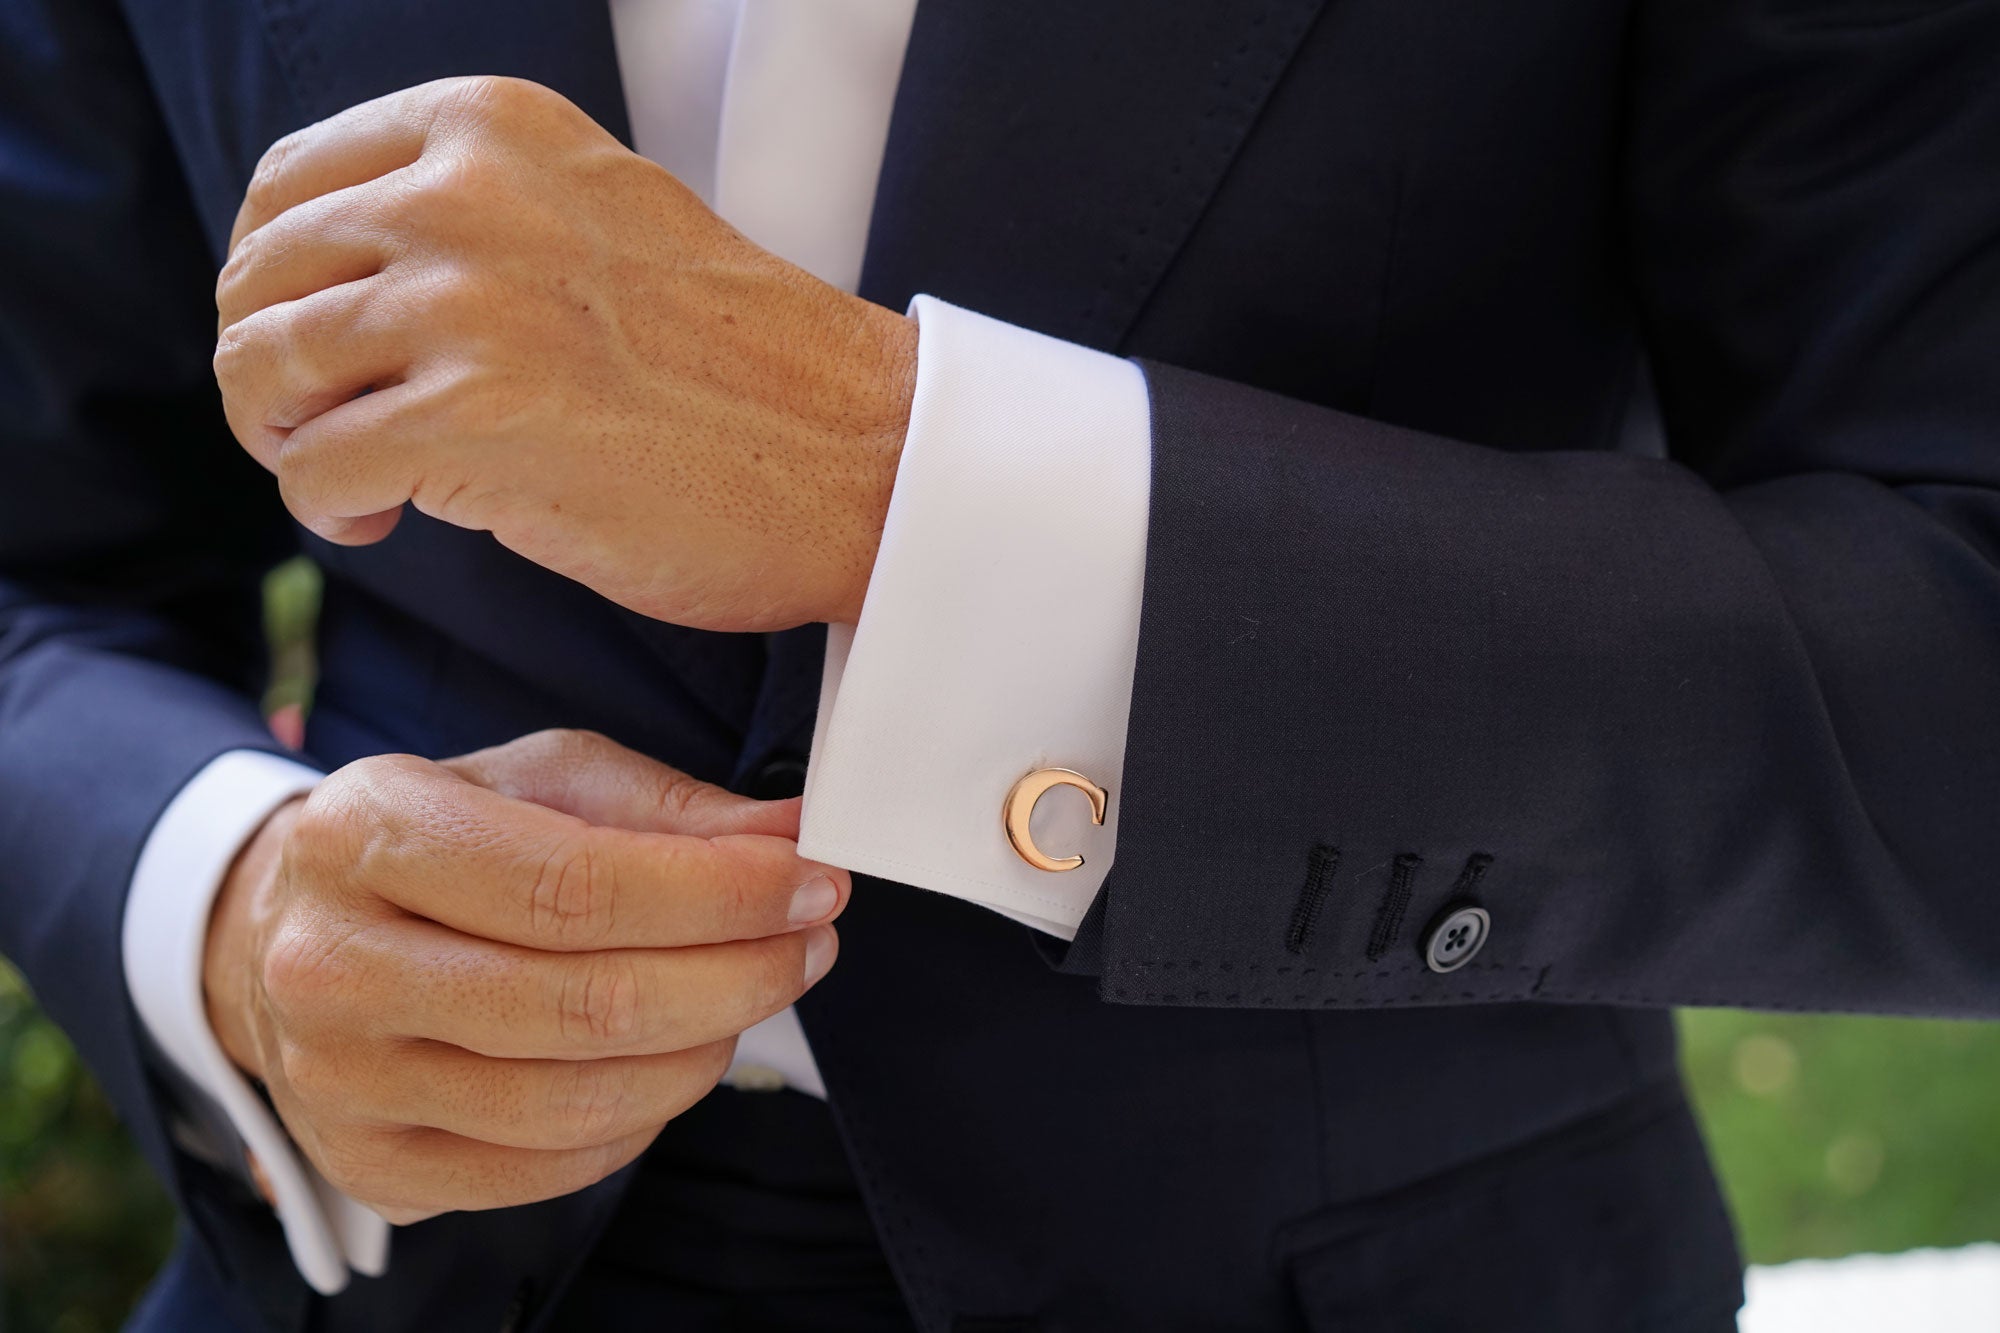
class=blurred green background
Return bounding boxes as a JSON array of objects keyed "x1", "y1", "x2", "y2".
[{"x1": 4, "y1": 560, "x2": 1998, "y2": 1329}]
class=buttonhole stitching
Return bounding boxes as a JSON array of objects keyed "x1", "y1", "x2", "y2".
[
  {"x1": 1365, "y1": 852, "x2": 1422, "y2": 961},
  {"x1": 1284, "y1": 843, "x2": 1341, "y2": 955},
  {"x1": 1449, "y1": 851, "x2": 1493, "y2": 900}
]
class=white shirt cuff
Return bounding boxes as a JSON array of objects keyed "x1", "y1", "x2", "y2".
[
  {"x1": 122, "y1": 749, "x2": 390, "y2": 1294},
  {"x1": 798, "y1": 295, "x2": 1152, "y2": 939}
]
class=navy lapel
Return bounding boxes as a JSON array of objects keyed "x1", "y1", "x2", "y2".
[
  {"x1": 253, "y1": 0, "x2": 632, "y2": 144},
  {"x1": 859, "y1": 0, "x2": 1328, "y2": 351}
]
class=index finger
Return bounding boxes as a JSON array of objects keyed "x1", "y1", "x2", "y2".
[
  {"x1": 352, "y1": 763, "x2": 848, "y2": 951},
  {"x1": 229, "y1": 77, "x2": 474, "y2": 254}
]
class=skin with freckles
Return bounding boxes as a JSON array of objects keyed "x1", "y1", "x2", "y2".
[
  {"x1": 203, "y1": 729, "x2": 848, "y2": 1225},
  {"x1": 212, "y1": 73, "x2": 919, "y2": 630}
]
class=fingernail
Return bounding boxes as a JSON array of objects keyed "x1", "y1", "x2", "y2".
[
  {"x1": 802, "y1": 925, "x2": 837, "y2": 986},
  {"x1": 789, "y1": 876, "x2": 839, "y2": 925}
]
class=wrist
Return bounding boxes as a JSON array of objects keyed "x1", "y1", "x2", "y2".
[
  {"x1": 821, "y1": 302, "x2": 916, "y2": 626},
  {"x1": 204, "y1": 795, "x2": 305, "y2": 1080}
]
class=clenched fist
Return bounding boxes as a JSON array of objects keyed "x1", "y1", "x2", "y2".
[
  {"x1": 202, "y1": 730, "x2": 846, "y2": 1223},
  {"x1": 213, "y1": 75, "x2": 917, "y2": 630}
]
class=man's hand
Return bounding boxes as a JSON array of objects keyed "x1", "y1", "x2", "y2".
[
  {"x1": 213, "y1": 75, "x2": 917, "y2": 630},
  {"x1": 202, "y1": 729, "x2": 846, "y2": 1224}
]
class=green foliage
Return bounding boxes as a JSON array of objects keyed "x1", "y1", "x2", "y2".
[
  {"x1": 0, "y1": 962, "x2": 175, "y2": 1333},
  {"x1": 260, "y1": 557, "x2": 322, "y2": 718},
  {"x1": 1678, "y1": 1008, "x2": 2000, "y2": 1263}
]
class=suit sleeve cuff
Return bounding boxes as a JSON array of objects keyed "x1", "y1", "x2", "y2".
[
  {"x1": 121, "y1": 749, "x2": 390, "y2": 1294},
  {"x1": 798, "y1": 295, "x2": 1152, "y2": 939}
]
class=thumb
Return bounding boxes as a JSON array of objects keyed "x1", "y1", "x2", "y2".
[{"x1": 440, "y1": 729, "x2": 803, "y2": 839}]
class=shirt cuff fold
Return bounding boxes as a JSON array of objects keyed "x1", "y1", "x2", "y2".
[
  {"x1": 121, "y1": 749, "x2": 389, "y2": 1294},
  {"x1": 799, "y1": 295, "x2": 1152, "y2": 939}
]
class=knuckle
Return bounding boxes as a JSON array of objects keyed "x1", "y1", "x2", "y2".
[
  {"x1": 414, "y1": 143, "x2": 507, "y2": 215},
  {"x1": 211, "y1": 315, "x2": 270, "y2": 389},
  {"x1": 345, "y1": 752, "x2": 411, "y2": 786},
  {"x1": 210, "y1": 341, "x2": 245, "y2": 397},
  {"x1": 522, "y1": 727, "x2": 607, "y2": 771},
  {"x1": 529, "y1": 838, "x2": 616, "y2": 947},
  {"x1": 215, "y1": 234, "x2": 264, "y2": 308},
  {"x1": 448, "y1": 73, "x2": 539, "y2": 124},
  {"x1": 649, "y1": 772, "x2": 703, "y2": 829},
  {"x1": 481, "y1": 74, "x2": 537, "y2": 114},
  {"x1": 444, "y1": 73, "x2": 508, "y2": 116},
  {"x1": 548, "y1": 1060, "x2": 636, "y2": 1147},
  {"x1": 399, "y1": 161, "x2": 464, "y2": 222},
  {"x1": 339, "y1": 753, "x2": 432, "y2": 814},
  {"x1": 228, "y1": 316, "x2": 324, "y2": 425},
  {"x1": 382, "y1": 166, "x2": 474, "y2": 253},
  {"x1": 557, "y1": 953, "x2": 641, "y2": 1046},
  {"x1": 286, "y1": 781, "x2": 351, "y2": 856},
  {"x1": 550, "y1": 727, "x2": 611, "y2": 757},
  {"x1": 288, "y1": 770, "x2": 385, "y2": 876},
  {"x1": 245, "y1": 133, "x2": 304, "y2": 208},
  {"x1": 259, "y1": 924, "x2": 328, "y2": 1012},
  {"x1": 256, "y1": 336, "x2": 337, "y2": 435}
]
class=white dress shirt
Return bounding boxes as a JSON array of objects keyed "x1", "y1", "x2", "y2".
[{"x1": 122, "y1": 0, "x2": 1152, "y2": 1293}]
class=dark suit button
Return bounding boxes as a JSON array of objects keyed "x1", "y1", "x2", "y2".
[
  {"x1": 1423, "y1": 905, "x2": 1490, "y2": 973},
  {"x1": 746, "y1": 753, "x2": 809, "y2": 800}
]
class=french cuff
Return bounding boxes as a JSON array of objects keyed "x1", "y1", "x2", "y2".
[
  {"x1": 122, "y1": 749, "x2": 391, "y2": 1294},
  {"x1": 798, "y1": 295, "x2": 1152, "y2": 940}
]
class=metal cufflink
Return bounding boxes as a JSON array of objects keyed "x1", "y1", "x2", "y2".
[{"x1": 1003, "y1": 768, "x2": 1108, "y2": 872}]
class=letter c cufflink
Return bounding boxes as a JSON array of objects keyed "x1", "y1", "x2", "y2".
[{"x1": 1004, "y1": 768, "x2": 1108, "y2": 872}]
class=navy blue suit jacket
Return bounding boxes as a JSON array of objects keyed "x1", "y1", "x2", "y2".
[{"x1": 5, "y1": 0, "x2": 1999, "y2": 1329}]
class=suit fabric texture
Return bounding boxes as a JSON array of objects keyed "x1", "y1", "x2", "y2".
[{"x1": 4, "y1": 0, "x2": 1998, "y2": 1328}]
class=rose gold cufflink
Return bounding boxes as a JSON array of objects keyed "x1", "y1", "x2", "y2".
[{"x1": 1003, "y1": 768, "x2": 1108, "y2": 872}]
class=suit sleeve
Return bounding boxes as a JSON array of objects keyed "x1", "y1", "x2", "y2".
[
  {"x1": 1072, "y1": 0, "x2": 2000, "y2": 1017},
  {"x1": 0, "y1": 0, "x2": 310, "y2": 1313}
]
